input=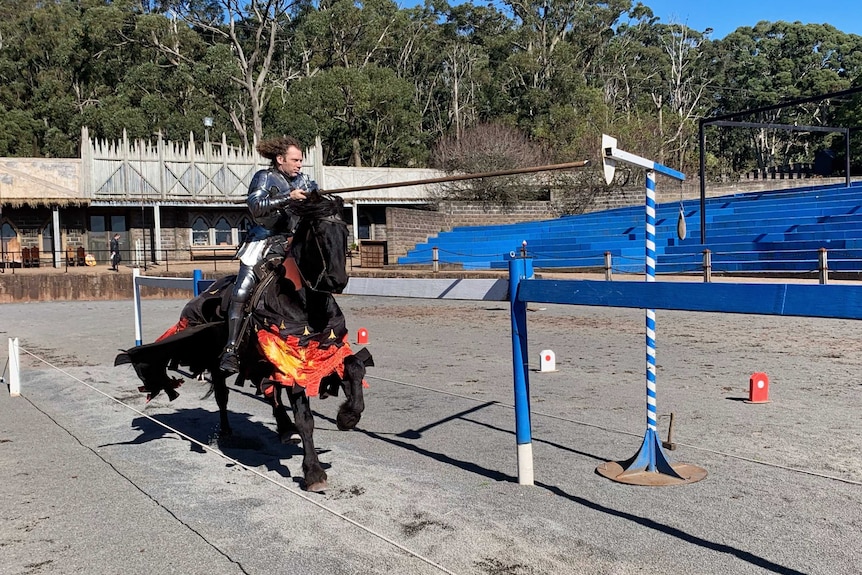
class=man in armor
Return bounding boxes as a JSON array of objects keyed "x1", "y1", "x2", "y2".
[{"x1": 219, "y1": 136, "x2": 318, "y2": 374}]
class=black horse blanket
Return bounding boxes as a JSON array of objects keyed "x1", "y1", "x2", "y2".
[{"x1": 154, "y1": 265, "x2": 362, "y2": 398}]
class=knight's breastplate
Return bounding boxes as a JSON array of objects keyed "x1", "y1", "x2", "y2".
[{"x1": 248, "y1": 170, "x2": 291, "y2": 230}]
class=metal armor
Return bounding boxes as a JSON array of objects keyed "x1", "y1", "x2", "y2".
[
  {"x1": 220, "y1": 168, "x2": 320, "y2": 373},
  {"x1": 245, "y1": 169, "x2": 319, "y2": 242}
]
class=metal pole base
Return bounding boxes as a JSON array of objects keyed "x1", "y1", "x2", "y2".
[{"x1": 596, "y1": 429, "x2": 707, "y2": 486}]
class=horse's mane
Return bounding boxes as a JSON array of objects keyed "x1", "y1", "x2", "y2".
[
  {"x1": 288, "y1": 192, "x2": 349, "y2": 294},
  {"x1": 288, "y1": 193, "x2": 343, "y2": 219}
]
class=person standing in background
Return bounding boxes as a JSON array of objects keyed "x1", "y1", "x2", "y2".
[{"x1": 109, "y1": 233, "x2": 121, "y2": 271}]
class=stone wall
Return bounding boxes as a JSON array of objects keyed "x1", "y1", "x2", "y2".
[
  {"x1": 0, "y1": 270, "x2": 231, "y2": 304},
  {"x1": 385, "y1": 207, "x2": 448, "y2": 260}
]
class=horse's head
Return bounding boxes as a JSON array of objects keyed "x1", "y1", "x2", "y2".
[{"x1": 289, "y1": 193, "x2": 349, "y2": 293}]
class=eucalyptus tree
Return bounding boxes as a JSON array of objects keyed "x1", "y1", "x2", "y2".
[
  {"x1": 0, "y1": 0, "x2": 43, "y2": 155},
  {"x1": 389, "y1": 1, "x2": 509, "y2": 144},
  {"x1": 278, "y1": 63, "x2": 423, "y2": 166},
  {"x1": 708, "y1": 22, "x2": 862, "y2": 172},
  {"x1": 0, "y1": 0, "x2": 146, "y2": 156},
  {"x1": 268, "y1": 0, "x2": 431, "y2": 166},
  {"x1": 151, "y1": 0, "x2": 311, "y2": 147},
  {"x1": 645, "y1": 22, "x2": 712, "y2": 171},
  {"x1": 494, "y1": 0, "x2": 630, "y2": 152}
]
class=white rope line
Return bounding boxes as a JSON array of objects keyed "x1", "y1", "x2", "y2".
[
  {"x1": 367, "y1": 375, "x2": 862, "y2": 487},
  {"x1": 19, "y1": 349, "x2": 460, "y2": 575}
]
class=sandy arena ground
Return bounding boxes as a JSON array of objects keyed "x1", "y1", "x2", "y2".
[{"x1": 1, "y1": 293, "x2": 861, "y2": 574}]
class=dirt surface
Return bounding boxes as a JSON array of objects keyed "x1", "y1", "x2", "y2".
[{"x1": 1, "y1": 294, "x2": 861, "y2": 575}]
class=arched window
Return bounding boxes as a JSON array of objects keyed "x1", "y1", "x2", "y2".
[
  {"x1": 214, "y1": 217, "x2": 232, "y2": 245},
  {"x1": 239, "y1": 217, "x2": 252, "y2": 243},
  {"x1": 191, "y1": 217, "x2": 209, "y2": 246}
]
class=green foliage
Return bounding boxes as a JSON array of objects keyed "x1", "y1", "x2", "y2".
[
  {"x1": 276, "y1": 65, "x2": 425, "y2": 166},
  {"x1": 0, "y1": 108, "x2": 42, "y2": 156},
  {"x1": 0, "y1": 0, "x2": 859, "y2": 191}
]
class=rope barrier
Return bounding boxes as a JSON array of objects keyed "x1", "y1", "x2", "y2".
[
  {"x1": 366, "y1": 375, "x2": 861, "y2": 487},
  {"x1": 15, "y1": 346, "x2": 460, "y2": 575}
]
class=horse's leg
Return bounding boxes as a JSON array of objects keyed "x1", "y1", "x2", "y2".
[
  {"x1": 270, "y1": 385, "x2": 301, "y2": 444},
  {"x1": 211, "y1": 369, "x2": 232, "y2": 437},
  {"x1": 336, "y1": 355, "x2": 366, "y2": 431},
  {"x1": 288, "y1": 389, "x2": 327, "y2": 491}
]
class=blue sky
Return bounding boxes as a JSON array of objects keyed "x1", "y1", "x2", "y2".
[{"x1": 634, "y1": 0, "x2": 862, "y2": 39}]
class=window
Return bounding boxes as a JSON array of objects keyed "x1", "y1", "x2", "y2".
[
  {"x1": 90, "y1": 215, "x2": 106, "y2": 233},
  {"x1": 1, "y1": 221, "x2": 17, "y2": 259},
  {"x1": 358, "y1": 215, "x2": 371, "y2": 240},
  {"x1": 214, "y1": 217, "x2": 232, "y2": 245},
  {"x1": 191, "y1": 217, "x2": 209, "y2": 246},
  {"x1": 89, "y1": 214, "x2": 126, "y2": 234},
  {"x1": 41, "y1": 223, "x2": 53, "y2": 253}
]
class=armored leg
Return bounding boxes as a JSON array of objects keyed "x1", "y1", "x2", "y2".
[{"x1": 219, "y1": 263, "x2": 257, "y2": 374}]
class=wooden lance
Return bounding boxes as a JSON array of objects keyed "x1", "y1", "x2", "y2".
[{"x1": 230, "y1": 159, "x2": 591, "y2": 203}]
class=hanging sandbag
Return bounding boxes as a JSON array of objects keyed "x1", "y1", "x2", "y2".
[{"x1": 677, "y1": 204, "x2": 687, "y2": 240}]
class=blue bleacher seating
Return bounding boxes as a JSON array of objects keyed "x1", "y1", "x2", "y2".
[{"x1": 397, "y1": 181, "x2": 862, "y2": 274}]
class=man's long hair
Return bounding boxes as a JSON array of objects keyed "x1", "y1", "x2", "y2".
[{"x1": 257, "y1": 136, "x2": 302, "y2": 165}]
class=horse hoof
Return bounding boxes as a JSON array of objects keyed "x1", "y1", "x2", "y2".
[
  {"x1": 280, "y1": 432, "x2": 301, "y2": 445},
  {"x1": 337, "y1": 410, "x2": 361, "y2": 431},
  {"x1": 306, "y1": 480, "x2": 327, "y2": 492}
]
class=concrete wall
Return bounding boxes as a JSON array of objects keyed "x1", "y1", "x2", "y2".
[{"x1": 0, "y1": 271, "x2": 228, "y2": 304}]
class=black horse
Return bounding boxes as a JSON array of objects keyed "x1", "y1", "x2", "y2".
[{"x1": 115, "y1": 194, "x2": 371, "y2": 492}]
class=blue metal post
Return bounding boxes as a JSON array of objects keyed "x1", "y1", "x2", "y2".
[{"x1": 509, "y1": 255, "x2": 534, "y2": 485}]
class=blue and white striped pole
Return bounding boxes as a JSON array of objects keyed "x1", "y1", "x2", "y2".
[
  {"x1": 601, "y1": 135, "x2": 687, "y2": 479},
  {"x1": 646, "y1": 170, "x2": 658, "y2": 434}
]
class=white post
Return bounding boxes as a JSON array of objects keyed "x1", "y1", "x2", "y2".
[
  {"x1": 8, "y1": 337, "x2": 20, "y2": 397},
  {"x1": 52, "y1": 208, "x2": 62, "y2": 268},
  {"x1": 153, "y1": 203, "x2": 162, "y2": 264},
  {"x1": 133, "y1": 268, "x2": 143, "y2": 346},
  {"x1": 351, "y1": 202, "x2": 360, "y2": 247}
]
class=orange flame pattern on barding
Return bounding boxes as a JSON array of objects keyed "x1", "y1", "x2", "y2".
[{"x1": 256, "y1": 326, "x2": 354, "y2": 397}]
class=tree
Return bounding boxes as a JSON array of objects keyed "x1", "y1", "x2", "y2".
[
  {"x1": 279, "y1": 64, "x2": 424, "y2": 167},
  {"x1": 151, "y1": 0, "x2": 307, "y2": 147},
  {"x1": 709, "y1": 22, "x2": 862, "y2": 173},
  {"x1": 430, "y1": 122, "x2": 553, "y2": 207},
  {"x1": 649, "y1": 22, "x2": 711, "y2": 171}
]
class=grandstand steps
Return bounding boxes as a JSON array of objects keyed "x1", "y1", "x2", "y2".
[{"x1": 397, "y1": 181, "x2": 862, "y2": 274}]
